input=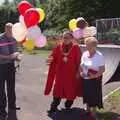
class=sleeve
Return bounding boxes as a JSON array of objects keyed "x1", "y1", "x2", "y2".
[
  {"x1": 44, "y1": 46, "x2": 59, "y2": 95},
  {"x1": 75, "y1": 46, "x2": 83, "y2": 97},
  {"x1": 76, "y1": 45, "x2": 82, "y2": 67},
  {"x1": 11, "y1": 38, "x2": 18, "y2": 53},
  {"x1": 98, "y1": 54, "x2": 105, "y2": 67}
]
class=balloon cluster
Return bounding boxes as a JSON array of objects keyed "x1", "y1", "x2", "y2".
[
  {"x1": 69, "y1": 17, "x2": 97, "y2": 40},
  {"x1": 12, "y1": 1, "x2": 46, "y2": 50}
]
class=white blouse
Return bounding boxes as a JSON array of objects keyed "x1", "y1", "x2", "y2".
[{"x1": 81, "y1": 50, "x2": 105, "y2": 79}]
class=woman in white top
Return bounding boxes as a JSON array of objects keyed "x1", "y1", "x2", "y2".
[{"x1": 80, "y1": 37, "x2": 105, "y2": 116}]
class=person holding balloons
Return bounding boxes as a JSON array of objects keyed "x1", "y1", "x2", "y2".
[
  {"x1": 44, "y1": 31, "x2": 83, "y2": 114},
  {"x1": 0, "y1": 23, "x2": 22, "y2": 120},
  {"x1": 69, "y1": 17, "x2": 97, "y2": 40},
  {"x1": 76, "y1": 17, "x2": 88, "y2": 30},
  {"x1": 69, "y1": 17, "x2": 88, "y2": 40}
]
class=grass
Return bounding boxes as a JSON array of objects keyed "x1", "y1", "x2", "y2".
[
  {"x1": 98, "y1": 89, "x2": 120, "y2": 120},
  {"x1": 18, "y1": 46, "x2": 51, "y2": 57},
  {"x1": 27, "y1": 49, "x2": 51, "y2": 57},
  {"x1": 21, "y1": 49, "x2": 51, "y2": 57}
]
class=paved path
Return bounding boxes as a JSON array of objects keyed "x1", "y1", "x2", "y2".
[{"x1": 10, "y1": 44, "x2": 120, "y2": 120}]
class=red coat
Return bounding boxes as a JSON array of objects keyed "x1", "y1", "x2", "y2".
[{"x1": 44, "y1": 43, "x2": 82, "y2": 100}]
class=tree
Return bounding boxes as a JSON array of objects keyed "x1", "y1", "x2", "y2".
[
  {"x1": 0, "y1": 3, "x2": 18, "y2": 33},
  {"x1": 4, "y1": 0, "x2": 9, "y2": 5}
]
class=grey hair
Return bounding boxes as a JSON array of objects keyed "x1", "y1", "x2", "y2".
[{"x1": 85, "y1": 37, "x2": 98, "y2": 46}]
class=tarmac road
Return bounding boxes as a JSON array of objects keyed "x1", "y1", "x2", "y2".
[{"x1": 14, "y1": 45, "x2": 120, "y2": 120}]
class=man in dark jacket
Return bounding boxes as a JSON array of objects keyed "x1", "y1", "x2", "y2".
[{"x1": 0, "y1": 23, "x2": 22, "y2": 120}]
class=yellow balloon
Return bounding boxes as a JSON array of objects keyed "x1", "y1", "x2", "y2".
[
  {"x1": 36, "y1": 8, "x2": 45, "y2": 23},
  {"x1": 69, "y1": 19, "x2": 77, "y2": 31},
  {"x1": 23, "y1": 39, "x2": 35, "y2": 51}
]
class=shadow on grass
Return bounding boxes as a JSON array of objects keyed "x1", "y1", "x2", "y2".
[{"x1": 98, "y1": 112, "x2": 120, "y2": 120}]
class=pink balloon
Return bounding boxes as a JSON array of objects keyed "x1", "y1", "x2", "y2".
[
  {"x1": 35, "y1": 35, "x2": 47, "y2": 48},
  {"x1": 19, "y1": 15, "x2": 26, "y2": 28},
  {"x1": 72, "y1": 28, "x2": 83, "y2": 39},
  {"x1": 27, "y1": 25, "x2": 41, "y2": 41}
]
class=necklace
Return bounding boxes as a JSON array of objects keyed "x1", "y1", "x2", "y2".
[{"x1": 61, "y1": 43, "x2": 74, "y2": 63}]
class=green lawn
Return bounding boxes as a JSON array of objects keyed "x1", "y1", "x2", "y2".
[
  {"x1": 98, "y1": 89, "x2": 120, "y2": 120},
  {"x1": 22, "y1": 49, "x2": 51, "y2": 57}
]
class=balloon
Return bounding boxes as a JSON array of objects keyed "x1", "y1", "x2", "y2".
[
  {"x1": 36, "y1": 8, "x2": 45, "y2": 23},
  {"x1": 27, "y1": 25, "x2": 41, "y2": 41},
  {"x1": 89, "y1": 26, "x2": 97, "y2": 36},
  {"x1": 35, "y1": 35, "x2": 47, "y2": 48},
  {"x1": 23, "y1": 39, "x2": 35, "y2": 50},
  {"x1": 19, "y1": 15, "x2": 26, "y2": 27},
  {"x1": 12, "y1": 22, "x2": 27, "y2": 42},
  {"x1": 72, "y1": 28, "x2": 83, "y2": 39},
  {"x1": 69, "y1": 19, "x2": 77, "y2": 31},
  {"x1": 83, "y1": 26, "x2": 97, "y2": 38},
  {"x1": 18, "y1": 1, "x2": 32, "y2": 15},
  {"x1": 24, "y1": 8, "x2": 40, "y2": 28},
  {"x1": 19, "y1": 38, "x2": 26, "y2": 44}
]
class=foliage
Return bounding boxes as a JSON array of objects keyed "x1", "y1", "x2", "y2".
[
  {"x1": 0, "y1": 0, "x2": 120, "y2": 37},
  {"x1": 0, "y1": 3, "x2": 18, "y2": 33}
]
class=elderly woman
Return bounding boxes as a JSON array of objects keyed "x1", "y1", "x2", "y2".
[{"x1": 80, "y1": 37, "x2": 105, "y2": 116}]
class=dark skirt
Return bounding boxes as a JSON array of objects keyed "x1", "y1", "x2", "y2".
[{"x1": 83, "y1": 76, "x2": 103, "y2": 109}]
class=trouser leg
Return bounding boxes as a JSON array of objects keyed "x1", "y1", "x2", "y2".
[
  {"x1": 6, "y1": 63, "x2": 16, "y2": 110},
  {"x1": 0, "y1": 65, "x2": 7, "y2": 118},
  {"x1": 50, "y1": 96, "x2": 61, "y2": 111},
  {"x1": 65, "y1": 100, "x2": 74, "y2": 109}
]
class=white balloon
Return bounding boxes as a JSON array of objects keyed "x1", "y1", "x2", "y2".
[
  {"x1": 83, "y1": 26, "x2": 97, "y2": 38},
  {"x1": 12, "y1": 22, "x2": 27, "y2": 42},
  {"x1": 89, "y1": 26, "x2": 97, "y2": 36},
  {"x1": 27, "y1": 25, "x2": 41, "y2": 41}
]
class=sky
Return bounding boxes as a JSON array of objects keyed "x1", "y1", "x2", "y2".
[{"x1": 0, "y1": 0, "x2": 13, "y2": 5}]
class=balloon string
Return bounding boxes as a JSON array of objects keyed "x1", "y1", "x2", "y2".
[{"x1": 0, "y1": 42, "x2": 17, "y2": 47}]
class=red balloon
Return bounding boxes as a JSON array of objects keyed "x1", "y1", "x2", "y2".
[
  {"x1": 24, "y1": 8, "x2": 40, "y2": 28},
  {"x1": 18, "y1": 1, "x2": 32, "y2": 15}
]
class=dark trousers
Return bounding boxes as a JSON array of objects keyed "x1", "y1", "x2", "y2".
[
  {"x1": 0, "y1": 63, "x2": 16, "y2": 115},
  {"x1": 50, "y1": 97, "x2": 74, "y2": 110}
]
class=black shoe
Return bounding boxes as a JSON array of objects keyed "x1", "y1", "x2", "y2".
[
  {"x1": 61, "y1": 107, "x2": 72, "y2": 113},
  {"x1": 65, "y1": 107, "x2": 73, "y2": 113},
  {"x1": 47, "y1": 108, "x2": 58, "y2": 114}
]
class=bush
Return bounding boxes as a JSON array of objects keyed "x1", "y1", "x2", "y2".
[{"x1": 0, "y1": 3, "x2": 18, "y2": 33}]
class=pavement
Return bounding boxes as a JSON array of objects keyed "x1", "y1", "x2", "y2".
[{"x1": 9, "y1": 45, "x2": 120, "y2": 120}]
